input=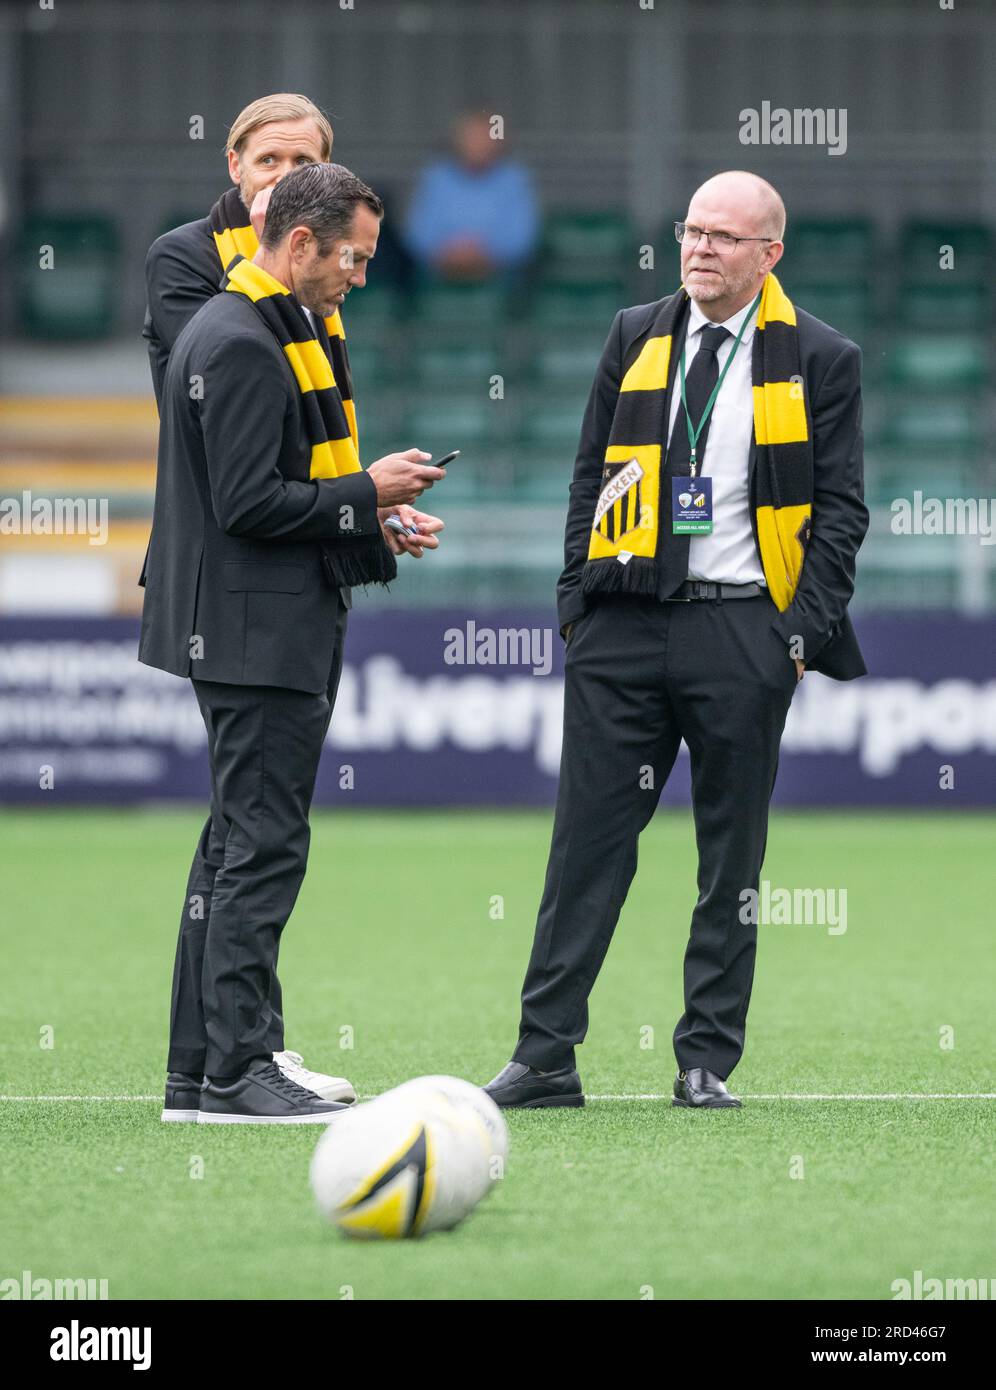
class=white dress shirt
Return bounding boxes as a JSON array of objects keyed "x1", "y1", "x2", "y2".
[{"x1": 665, "y1": 295, "x2": 766, "y2": 586}]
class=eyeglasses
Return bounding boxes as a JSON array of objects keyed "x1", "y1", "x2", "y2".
[{"x1": 674, "y1": 222, "x2": 774, "y2": 255}]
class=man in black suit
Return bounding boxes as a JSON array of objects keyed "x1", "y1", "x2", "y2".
[
  {"x1": 484, "y1": 171, "x2": 868, "y2": 1111},
  {"x1": 140, "y1": 162, "x2": 445, "y2": 1124},
  {"x1": 142, "y1": 94, "x2": 358, "y2": 1103}
]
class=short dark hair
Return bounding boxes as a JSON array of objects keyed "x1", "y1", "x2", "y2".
[{"x1": 260, "y1": 162, "x2": 383, "y2": 255}]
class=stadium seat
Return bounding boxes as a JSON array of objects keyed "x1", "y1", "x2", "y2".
[
  {"x1": 528, "y1": 339, "x2": 603, "y2": 386},
  {"x1": 403, "y1": 394, "x2": 503, "y2": 452},
  {"x1": 414, "y1": 343, "x2": 505, "y2": 389},
  {"x1": 374, "y1": 407, "x2": 484, "y2": 500},
  {"x1": 898, "y1": 220, "x2": 994, "y2": 282},
  {"x1": 425, "y1": 465, "x2": 481, "y2": 503},
  {"x1": 354, "y1": 384, "x2": 405, "y2": 462},
  {"x1": 17, "y1": 213, "x2": 121, "y2": 338},
  {"x1": 346, "y1": 282, "x2": 403, "y2": 329},
  {"x1": 897, "y1": 281, "x2": 990, "y2": 332},
  {"x1": 784, "y1": 218, "x2": 876, "y2": 279},
  {"x1": 783, "y1": 279, "x2": 874, "y2": 343},
  {"x1": 343, "y1": 341, "x2": 398, "y2": 390},
  {"x1": 885, "y1": 334, "x2": 990, "y2": 392},
  {"x1": 513, "y1": 465, "x2": 573, "y2": 504},
  {"x1": 529, "y1": 283, "x2": 622, "y2": 331},
  {"x1": 864, "y1": 446, "x2": 977, "y2": 507},
  {"x1": 413, "y1": 280, "x2": 510, "y2": 330},
  {"x1": 541, "y1": 212, "x2": 636, "y2": 285},
  {"x1": 518, "y1": 391, "x2": 587, "y2": 450},
  {"x1": 880, "y1": 400, "x2": 984, "y2": 452}
]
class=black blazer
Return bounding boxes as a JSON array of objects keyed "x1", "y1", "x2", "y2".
[
  {"x1": 137, "y1": 291, "x2": 380, "y2": 695},
  {"x1": 557, "y1": 291, "x2": 869, "y2": 680},
  {"x1": 143, "y1": 215, "x2": 221, "y2": 409},
  {"x1": 140, "y1": 211, "x2": 357, "y2": 615}
]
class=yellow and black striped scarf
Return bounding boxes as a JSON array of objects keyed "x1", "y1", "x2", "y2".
[
  {"x1": 581, "y1": 272, "x2": 812, "y2": 612},
  {"x1": 209, "y1": 188, "x2": 394, "y2": 586}
]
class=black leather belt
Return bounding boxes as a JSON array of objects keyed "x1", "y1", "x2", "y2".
[{"x1": 664, "y1": 580, "x2": 765, "y2": 601}]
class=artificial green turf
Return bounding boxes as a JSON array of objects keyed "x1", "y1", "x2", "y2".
[{"x1": 1, "y1": 809, "x2": 993, "y2": 1300}]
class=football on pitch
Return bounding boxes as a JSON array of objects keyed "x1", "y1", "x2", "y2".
[{"x1": 309, "y1": 1076, "x2": 508, "y2": 1239}]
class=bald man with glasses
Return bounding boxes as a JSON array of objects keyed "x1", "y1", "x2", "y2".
[{"x1": 484, "y1": 171, "x2": 868, "y2": 1111}]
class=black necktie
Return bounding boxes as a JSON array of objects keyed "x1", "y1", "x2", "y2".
[{"x1": 658, "y1": 324, "x2": 731, "y2": 598}]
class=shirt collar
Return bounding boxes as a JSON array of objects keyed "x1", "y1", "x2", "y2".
[{"x1": 688, "y1": 292, "x2": 759, "y2": 344}]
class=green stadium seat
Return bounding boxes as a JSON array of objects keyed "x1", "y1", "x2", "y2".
[
  {"x1": 529, "y1": 284, "x2": 622, "y2": 331},
  {"x1": 403, "y1": 395, "x2": 503, "y2": 452},
  {"x1": 542, "y1": 212, "x2": 635, "y2": 284},
  {"x1": 544, "y1": 211, "x2": 635, "y2": 260},
  {"x1": 370, "y1": 398, "x2": 486, "y2": 500},
  {"x1": 898, "y1": 281, "x2": 990, "y2": 332},
  {"x1": 357, "y1": 415, "x2": 405, "y2": 466},
  {"x1": 864, "y1": 447, "x2": 977, "y2": 507},
  {"x1": 785, "y1": 218, "x2": 875, "y2": 280},
  {"x1": 529, "y1": 339, "x2": 603, "y2": 386},
  {"x1": 354, "y1": 384, "x2": 405, "y2": 461},
  {"x1": 413, "y1": 280, "x2": 510, "y2": 330},
  {"x1": 537, "y1": 270, "x2": 630, "y2": 301},
  {"x1": 343, "y1": 342, "x2": 398, "y2": 390},
  {"x1": 17, "y1": 213, "x2": 121, "y2": 338},
  {"x1": 783, "y1": 279, "x2": 873, "y2": 343},
  {"x1": 885, "y1": 334, "x2": 990, "y2": 392},
  {"x1": 518, "y1": 391, "x2": 586, "y2": 451},
  {"x1": 898, "y1": 220, "x2": 994, "y2": 281},
  {"x1": 643, "y1": 216, "x2": 685, "y2": 299},
  {"x1": 414, "y1": 343, "x2": 505, "y2": 389},
  {"x1": 513, "y1": 465, "x2": 573, "y2": 504},
  {"x1": 880, "y1": 401, "x2": 984, "y2": 452},
  {"x1": 345, "y1": 282, "x2": 402, "y2": 330},
  {"x1": 424, "y1": 464, "x2": 481, "y2": 503}
]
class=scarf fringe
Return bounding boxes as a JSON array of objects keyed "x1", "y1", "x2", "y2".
[
  {"x1": 323, "y1": 539, "x2": 398, "y2": 589},
  {"x1": 580, "y1": 556, "x2": 657, "y2": 598}
]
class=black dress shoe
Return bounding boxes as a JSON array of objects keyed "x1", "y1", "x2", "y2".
[
  {"x1": 161, "y1": 1070, "x2": 203, "y2": 1124},
  {"x1": 672, "y1": 1067, "x2": 742, "y2": 1109},
  {"x1": 483, "y1": 1060, "x2": 584, "y2": 1109},
  {"x1": 198, "y1": 1059, "x2": 351, "y2": 1125}
]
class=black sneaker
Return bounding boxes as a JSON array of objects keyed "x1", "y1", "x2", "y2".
[
  {"x1": 197, "y1": 1058, "x2": 350, "y2": 1125},
  {"x1": 161, "y1": 1071, "x2": 203, "y2": 1124}
]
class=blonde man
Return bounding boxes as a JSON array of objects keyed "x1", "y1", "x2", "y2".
[{"x1": 143, "y1": 93, "x2": 333, "y2": 403}]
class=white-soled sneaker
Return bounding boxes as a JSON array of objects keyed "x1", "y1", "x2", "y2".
[
  {"x1": 198, "y1": 1060, "x2": 348, "y2": 1125},
  {"x1": 273, "y1": 1049, "x2": 357, "y2": 1104}
]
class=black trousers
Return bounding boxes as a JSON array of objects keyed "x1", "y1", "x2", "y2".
[
  {"x1": 513, "y1": 591, "x2": 799, "y2": 1080},
  {"x1": 166, "y1": 602, "x2": 348, "y2": 1079}
]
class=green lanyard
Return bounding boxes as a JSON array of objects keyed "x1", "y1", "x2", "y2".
[{"x1": 678, "y1": 290, "x2": 761, "y2": 476}]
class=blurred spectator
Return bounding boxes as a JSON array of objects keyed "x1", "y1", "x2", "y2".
[{"x1": 404, "y1": 111, "x2": 538, "y2": 282}]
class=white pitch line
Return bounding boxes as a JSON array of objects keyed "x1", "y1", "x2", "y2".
[
  {"x1": 0, "y1": 1095, "x2": 162, "y2": 1102},
  {"x1": 2, "y1": 1092, "x2": 996, "y2": 1103},
  {"x1": 589, "y1": 1093, "x2": 996, "y2": 1101}
]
